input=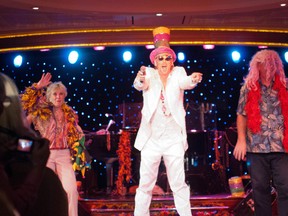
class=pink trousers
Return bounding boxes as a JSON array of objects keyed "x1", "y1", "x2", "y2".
[{"x1": 47, "y1": 149, "x2": 78, "y2": 216}]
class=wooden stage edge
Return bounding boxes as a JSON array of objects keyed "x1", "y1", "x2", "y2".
[{"x1": 78, "y1": 193, "x2": 250, "y2": 216}]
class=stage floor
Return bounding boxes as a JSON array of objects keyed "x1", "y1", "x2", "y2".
[{"x1": 78, "y1": 192, "x2": 249, "y2": 216}]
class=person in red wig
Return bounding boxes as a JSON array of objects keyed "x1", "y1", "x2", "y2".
[
  {"x1": 133, "y1": 26, "x2": 202, "y2": 216},
  {"x1": 234, "y1": 49, "x2": 288, "y2": 216}
]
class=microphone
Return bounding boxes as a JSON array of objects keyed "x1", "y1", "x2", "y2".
[
  {"x1": 105, "y1": 119, "x2": 115, "y2": 132},
  {"x1": 105, "y1": 113, "x2": 113, "y2": 117},
  {"x1": 139, "y1": 66, "x2": 146, "y2": 83}
]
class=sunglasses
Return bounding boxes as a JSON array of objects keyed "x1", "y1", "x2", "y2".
[{"x1": 157, "y1": 56, "x2": 173, "y2": 62}]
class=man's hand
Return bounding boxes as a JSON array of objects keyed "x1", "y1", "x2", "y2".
[
  {"x1": 137, "y1": 66, "x2": 146, "y2": 83},
  {"x1": 233, "y1": 140, "x2": 247, "y2": 161},
  {"x1": 191, "y1": 72, "x2": 203, "y2": 84}
]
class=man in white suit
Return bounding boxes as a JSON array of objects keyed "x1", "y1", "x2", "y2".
[{"x1": 133, "y1": 26, "x2": 203, "y2": 216}]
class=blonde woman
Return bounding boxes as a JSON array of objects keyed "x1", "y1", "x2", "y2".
[{"x1": 21, "y1": 73, "x2": 85, "y2": 216}]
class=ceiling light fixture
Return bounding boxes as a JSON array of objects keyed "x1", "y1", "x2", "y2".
[
  {"x1": 258, "y1": 45, "x2": 268, "y2": 49},
  {"x1": 203, "y1": 45, "x2": 215, "y2": 50},
  {"x1": 40, "y1": 48, "x2": 50, "y2": 52},
  {"x1": 93, "y1": 46, "x2": 105, "y2": 51},
  {"x1": 145, "y1": 45, "x2": 154, "y2": 49}
]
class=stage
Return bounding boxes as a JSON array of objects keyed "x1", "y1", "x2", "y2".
[
  {"x1": 78, "y1": 189, "x2": 279, "y2": 216},
  {"x1": 78, "y1": 193, "x2": 245, "y2": 216}
]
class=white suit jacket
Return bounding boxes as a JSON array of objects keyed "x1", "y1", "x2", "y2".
[{"x1": 133, "y1": 66, "x2": 197, "y2": 151}]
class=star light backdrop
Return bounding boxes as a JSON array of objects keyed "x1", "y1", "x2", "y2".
[
  {"x1": 1, "y1": 45, "x2": 288, "y2": 191},
  {"x1": 1, "y1": 45, "x2": 287, "y2": 132}
]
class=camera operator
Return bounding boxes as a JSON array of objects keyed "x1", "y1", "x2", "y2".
[{"x1": 0, "y1": 73, "x2": 68, "y2": 216}]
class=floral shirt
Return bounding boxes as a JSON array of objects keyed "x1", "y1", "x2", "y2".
[{"x1": 237, "y1": 82, "x2": 285, "y2": 153}]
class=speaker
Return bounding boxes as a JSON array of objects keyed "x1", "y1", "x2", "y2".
[
  {"x1": 232, "y1": 186, "x2": 278, "y2": 216},
  {"x1": 157, "y1": 164, "x2": 229, "y2": 195}
]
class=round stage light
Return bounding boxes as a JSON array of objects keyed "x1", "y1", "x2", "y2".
[
  {"x1": 68, "y1": 50, "x2": 79, "y2": 64},
  {"x1": 231, "y1": 51, "x2": 241, "y2": 63},
  {"x1": 284, "y1": 51, "x2": 288, "y2": 63},
  {"x1": 13, "y1": 55, "x2": 23, "y2": 68},
  {"x1": 177, "y1": 52, "x2": 185, "y2": 62},
  {"x1": 123, "y1": 51, "x2": 132, "y2": 62}
]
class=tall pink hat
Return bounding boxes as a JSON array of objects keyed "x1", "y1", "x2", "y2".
[{"x1": 149, "y1": 26, "x2": 177, "y2": 65}]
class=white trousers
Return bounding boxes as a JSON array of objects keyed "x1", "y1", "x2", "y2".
[
  {"x1": 134, "y1": 139, "x2": 192, "y2": 216},
  {"x1": 47, "y1": 149, "x2": 78, "y2": 216}
]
